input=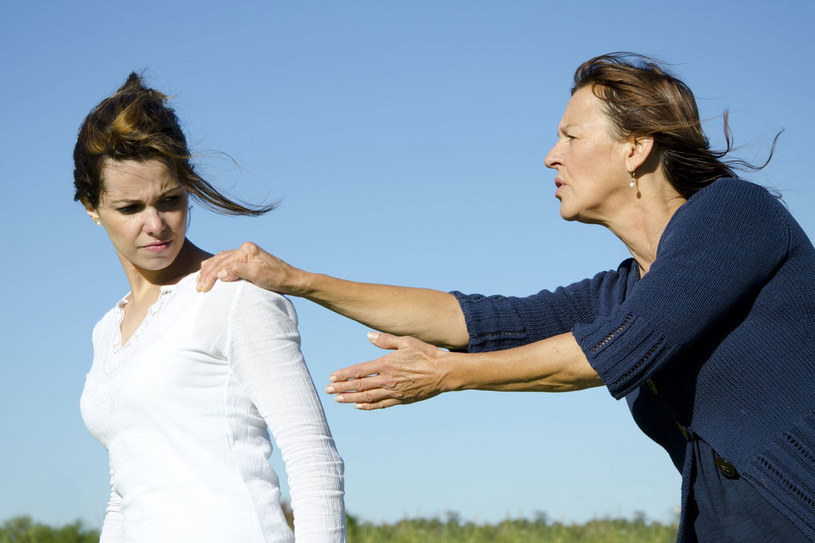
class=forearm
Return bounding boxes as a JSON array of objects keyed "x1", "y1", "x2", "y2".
[
  {"x1": 444, "y1": 332, "x2": 603, "y2": 393},
  {"x1": 286, "y1": 431, "x2": 346, "y2": 543},
  {"x1": 328, "y1": 331, "x2": 604, "y2": 410},
  {"x1": 199, "y1": 243, "x2": 470, "y2": 349},
  {"x1": 296, "y1": 271, "x2": 469, "y2": 350}
]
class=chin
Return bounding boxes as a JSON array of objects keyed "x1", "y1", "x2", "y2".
[
  {"x1": 135, "y1": 260, "x2": 175, "y2": 273},
  {"x1": 134, "y1": 252, "x2": 183, "y2": 273},
  {"x1": 558, "y1": 205, "x2": 579, "y2": 222}
]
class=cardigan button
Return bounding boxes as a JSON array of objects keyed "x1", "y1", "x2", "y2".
[{"x1": 715, "y1": 457, "x2": 738, "y2": 479}]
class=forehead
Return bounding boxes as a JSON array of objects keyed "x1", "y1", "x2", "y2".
[
  {"x1": 559, "y1": 85, "x2": 610, "y2": 131},
  {"x1": 99, "y1": 159, "x2": 181, "y2": 201}
]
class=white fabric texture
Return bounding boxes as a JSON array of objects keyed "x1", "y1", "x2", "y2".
[{"x1": 80, "y1": 272, "x2": 345, "y2": 542}]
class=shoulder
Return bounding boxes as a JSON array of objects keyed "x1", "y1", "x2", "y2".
[
  {"x1": 90, "y1": 300, "x2": 125, "y2": 344},
  {"x1": 682, "y1": 177, "x2": 783, "y2": 218},
  {"x1": 667, "y1": 177, "x2": 789, "y2": 235},
  {"x1": 698, "y1": 177, "x2": 766, "y2": 196},
  {"x1": 656, "y1": 177, "x2": 793, "y2": 263},
  {"x1": 205, "y1": 279, "x2": 298, "y2": 323}
]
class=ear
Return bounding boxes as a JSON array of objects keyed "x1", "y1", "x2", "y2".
[
  {"x1": 624, "y1": 135, "x2": 655, "y2": 174},
  {"x1": 82, "y1": 198, "x2": 102, "y2": 225}
]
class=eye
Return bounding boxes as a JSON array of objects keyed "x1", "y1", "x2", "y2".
[
  {"x1": 117, "y1": 204, "x2": 142, "y2": 215},
  {"x1": 158, "y1": 195, "x2": 185, "y2": 211}
]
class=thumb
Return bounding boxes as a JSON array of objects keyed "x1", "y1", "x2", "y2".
[{"x1": 367, "y1": 331, "x2": 401, "y2": 351}]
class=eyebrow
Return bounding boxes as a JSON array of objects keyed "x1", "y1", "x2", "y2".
[{"x1": 105, "y1": 189, "x2": 184, "y2": 205}]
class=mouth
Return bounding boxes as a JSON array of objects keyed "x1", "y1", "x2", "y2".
[
  {"x1": 142, "y1": 240, "x2": 172, "y2": 252},
  {"x1": 554, "y1": 178, "x2": 565, "y2": 198}
]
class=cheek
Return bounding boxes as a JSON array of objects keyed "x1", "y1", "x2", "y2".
[
  {"x1": 174, "y1": 208, "x2": 190, "y2": 235},
  {"x1": 102, "y1": 221, "x2": 137, "y2": 249}
]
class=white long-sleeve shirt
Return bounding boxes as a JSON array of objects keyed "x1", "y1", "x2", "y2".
[{"x1": 80, "y1": 272, "x2": 345, "y2": 542}]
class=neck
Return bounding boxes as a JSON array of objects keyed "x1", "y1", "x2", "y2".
[
  {"x1": 604, "y1": 173, "x2": 687, "y2": 276},
  {"x1": 119, "y1": 239, "x2": 211, "y2": 303}
]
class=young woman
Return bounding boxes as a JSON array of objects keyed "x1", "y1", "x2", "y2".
[{"x1": 75, "y1": 73, "x2": 346, "y2": 542}]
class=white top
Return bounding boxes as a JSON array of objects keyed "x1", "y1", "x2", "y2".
[{"x1": 80, "y1": 272, "x2": 346, "y2": 543}]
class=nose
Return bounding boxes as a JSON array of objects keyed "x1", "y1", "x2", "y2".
[
  {"x1": 544, "y1": 140, "x2": 561, "y2": 170},
  {"x1": 142, "y1": 207, "x2": 167, "y2": 235}
]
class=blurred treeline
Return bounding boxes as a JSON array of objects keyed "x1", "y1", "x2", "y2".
[
  {"x1": 2, "y1": 512, "x2": 678, "y2": 543},
  {"x1": 0, "y1": 517, "x2": 99, "y2": 543},
  {"x1": 344, "y1": 511, "x2": 678, "y2": 543}
]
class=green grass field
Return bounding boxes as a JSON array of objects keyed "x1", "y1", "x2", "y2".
[
  {"x1": 1, "y1": 514, "x2": 678, "y2": 542},
  {"x1": 345, "y1": 515, "x2": 678, "y2": 543}
]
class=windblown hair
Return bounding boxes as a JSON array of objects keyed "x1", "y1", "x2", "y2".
[
  {"x1": 73, "y1": 72, "x2": 274, "y2": 215},
  {"x1": 573, "y1": 53, "x2": 777, "y2": 198}
]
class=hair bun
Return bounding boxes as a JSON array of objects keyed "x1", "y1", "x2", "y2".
[{"x1": 119, "y1": 72, "x2": 146, "y2": 93}]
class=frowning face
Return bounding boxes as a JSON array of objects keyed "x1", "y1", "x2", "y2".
[
  {"x1": 85, "y1": 159, "x2": 189, "y2": 274},
  {"x1": 544, "y1": 86, "x2": 632, "y2": 225}
]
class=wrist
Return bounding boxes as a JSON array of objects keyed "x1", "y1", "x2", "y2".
[
  {"x1": 285, "y1": 267, "x2": 318, "y2": 297},
  {"x1": 438, "y1": 350, "x2": 469, "y2": 393}
]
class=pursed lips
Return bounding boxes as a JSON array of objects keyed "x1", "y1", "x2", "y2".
[
  {"x1": 141, "y1": 240, "x2": 172, "y2": 251},
  {"x1": 554, "y1": 177, "x2": 565, "y2": 197}
]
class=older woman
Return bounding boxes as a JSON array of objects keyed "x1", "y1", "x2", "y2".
[
  {"x1": 198, "y1": 54, "x2": 815, "y2": 542},
  {"x1": 75, "y1": 73, "x2": 346, "y2": 542}
]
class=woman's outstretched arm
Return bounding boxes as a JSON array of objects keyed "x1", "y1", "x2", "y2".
[
  {"x1": 325, "y1": 331, "x2": 603, "y2": 410},
  {"x1": 197, "y1": 242, "x2": 469, "y2": 350}
]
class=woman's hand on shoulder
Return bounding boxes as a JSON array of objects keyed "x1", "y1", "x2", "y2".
[
  {"x1": 196, "y1": 242, "x2": 303, "y2": 294},
  {"x1": 325, "y1": 332, "x2": 455, "y2": 410}
]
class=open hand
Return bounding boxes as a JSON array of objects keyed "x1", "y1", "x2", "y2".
[{"x1": 324, "y1": 332, "x2": 452, "y2": 410}]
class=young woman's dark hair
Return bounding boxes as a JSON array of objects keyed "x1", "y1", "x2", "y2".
[
  {"x1": 73, "y1": 72, "x2": 274, "y2": 215},
  {"x1": 573, "y1": 52, "x2": 776, "y2": 198}
]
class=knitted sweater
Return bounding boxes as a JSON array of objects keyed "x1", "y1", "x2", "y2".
[{"x1": 453, "y1": 178, "x2": 815, "y2": 540}]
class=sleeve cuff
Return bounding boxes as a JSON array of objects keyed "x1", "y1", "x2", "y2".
[{"x1": 573, "y1": 310, "x2": 674, "y2": 399}]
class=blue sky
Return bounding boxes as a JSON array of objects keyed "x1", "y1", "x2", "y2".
[{"x1": 2, "y1": 0, "x2": 814, "y2": 529}]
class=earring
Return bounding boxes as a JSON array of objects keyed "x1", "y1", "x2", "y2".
[
  {"x1": 629, "y1": 171, "x2": 637, "y2": 188},
  {"x1": 94, "y1": 220, "x2": 102, "y2": 226}
]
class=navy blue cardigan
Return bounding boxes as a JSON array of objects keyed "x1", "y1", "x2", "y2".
[{"x1": 453, "y1": 178, "x2": 815, "y2": 540}]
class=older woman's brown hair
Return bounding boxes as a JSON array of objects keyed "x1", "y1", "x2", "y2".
[
  {"x1": 73, "y1": 72, "x2": 274, "y2": 215},
  {"x1": 573, "y1": 52, "x2": 776, "y2": 198}
]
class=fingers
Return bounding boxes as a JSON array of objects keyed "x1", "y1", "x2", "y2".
[
  {"x1": 353, "y1": 398, "x2": 402, "y2": 410},
  {"x1": 197, "y1": 242, "x2": 263, "y2": 292},
  {"x1": 327, "y1": 359, "x2": 386, "y2": 386},
  {"x1": 326, "y1": 332, "x2": 444, "y2": 411},
  {"x1": 332, "y1": 387, "x2": 395, "y2": 405},
  {"x1": 325, "y1": 358, "x2": 403, "y2": 407},
  {"x1": 367, "y1": 331, "x2": 412, "y2": 351},
  {"x1": 328, "y1": 380, "x2": 405, "y2": 410},
  {"x1": 217, "y1": 262, "x2": 248, "y2": 283},
  {"x1": 197, "y1": 249, "x2": 237, "y2": 292}
]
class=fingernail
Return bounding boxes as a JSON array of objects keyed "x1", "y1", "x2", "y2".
[
  {"x1": 367, "y1": 331, "x2": 379, "y2": 341},
  {"x1": 329, "y1": 375, "x2": 338, "y2": 382},
  {"x1": 354, "y1": 404, "x2": 364, "y2": 410},
  {"x1": 217, "y1": 270, "x2": 227, "y2": 279},
  {"x1": 325, "y1": 385, "x2": 334, "y2": 394},
  {"x1": 334, "y1": 395, "x2": 344, "y2": 402}
]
